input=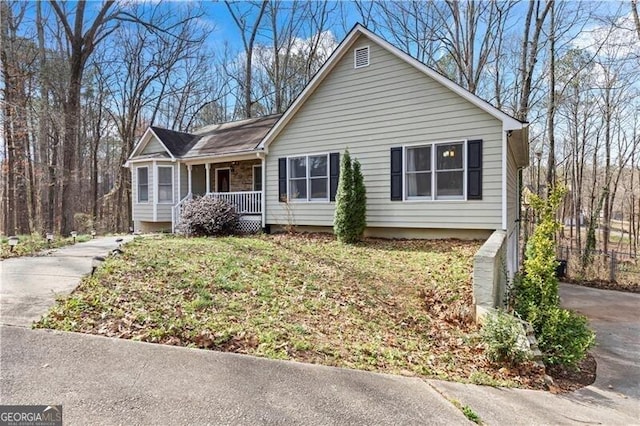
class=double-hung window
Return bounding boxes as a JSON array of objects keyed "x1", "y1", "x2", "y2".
[
  {"x1": 405, "y1": 141, "x2": 464, "y2": 200},
  {"x1": 157, "y1": 166, "x2": 173, "y2": 203},
  {"x1": 435, "y1": 143, "x2": 464, "y2": 199},
  {"x1": 288, "y1": 154, "x2": 329, "y2": 201},
  {"x1": 406, "y1": 146, "x2": 432, "y2": 198},
  {"x1": 137, "y1": 167, "x2": 149, "y2": 203}
]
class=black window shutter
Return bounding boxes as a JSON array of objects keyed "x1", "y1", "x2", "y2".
[
  {"x1": 390, "y1": 147, "x2": 403, "y2": 201},
  {"x1": 467, "y1": 139, "x2": 483, "y2": 200},
  {"x1": 278, "y1": 158, "x2": 287, "y2": 202},
  {"x1": 329, "y1": 152, "x2": 340, "y2": 201}
]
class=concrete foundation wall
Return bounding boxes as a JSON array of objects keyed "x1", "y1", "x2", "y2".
[
  {"x1": 473, "y1": 230, "x2": 507, "y2": 320},
  {"x1": 135, "y1": 221, "x2": 172, "y2": 233},
  {"x1": 268, "y1": 225, "x2": 491, "y2": 241}
]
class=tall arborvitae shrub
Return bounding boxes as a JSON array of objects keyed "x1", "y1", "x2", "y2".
[
  {"x1": 334, "y1": 150, "x2": 355, "y2": 243},
  {"x1": 511, "y1": 185, "x2": 595, "y2": 367},
  {"x1": 352, "y1": 159, "x2": 367, "y2": 238}
]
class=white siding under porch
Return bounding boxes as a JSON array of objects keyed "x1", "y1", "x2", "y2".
[{"x1": 265, "y1": 34, "x2": 505, "y2": 231}]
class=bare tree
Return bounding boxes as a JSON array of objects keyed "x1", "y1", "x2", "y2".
[
  {"x1": 49, "y1": 0, "x2": 120, "y2": 234},
  {"x1": 225, "y1": 1, "x2": 268, "y2": 118},
  {"x1": 632, "y1": 0, "x2": 640, "y2": 41},
  {"x1": 102, "y1": 2, "x2": 209, "y2": 230},
  {"x1": 517, "y1": 0, "x2": 553, "y2": 121}
]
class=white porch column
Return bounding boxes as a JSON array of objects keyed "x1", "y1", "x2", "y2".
[
  {"x1": 261, "y1": 155, "x2": 266, "y2": 228},
  {"x1": 187, "y1": 164, "x2": 193, "y2": 195},
  {"x1": 205, "y1": 163, "x2": 211, "y2": 194}
]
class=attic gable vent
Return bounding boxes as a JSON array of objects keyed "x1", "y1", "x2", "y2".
[{"x1": 354, "y1": 46, "x2": 370, "y2": 68}]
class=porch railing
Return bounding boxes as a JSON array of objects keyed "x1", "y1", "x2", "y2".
[
  {"x1": 173, "y1": 191, "x2": 262, "y2": 233},
  {"x1": 206, "y1": 191, "x2": 262, "y2": 214},
  {"x1": 172, "y1": 193, "x2": 192, "y2": 232}
]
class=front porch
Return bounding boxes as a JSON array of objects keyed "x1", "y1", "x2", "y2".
[{"x1": 173, "y1": 159, "x2": 264, "y2": 233}]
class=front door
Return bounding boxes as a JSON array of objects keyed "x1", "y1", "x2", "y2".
[{"x1": 216, "y1": 168, "x2": 230, "y2": 192}]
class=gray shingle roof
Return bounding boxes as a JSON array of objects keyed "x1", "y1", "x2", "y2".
[
  {"x1": 149, "y1": 127, "x2": 199, "y2": 157},
  {"x1": 146, "y1": 114, "x2": 282, "y2": 160},
  {"x1": 183, "y1": 114, "x2": 282, "y2": 158}
]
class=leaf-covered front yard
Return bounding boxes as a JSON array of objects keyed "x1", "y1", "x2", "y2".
[{"x1": 35, "y1": 234, "x2": 544, "y2": 387}]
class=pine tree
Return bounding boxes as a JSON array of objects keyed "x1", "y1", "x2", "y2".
[
  {"x1": 352, "y1": 159, "x2": 367, "y2": 239},
  {"x1": 334, "y1": 150, "x2": 355, "y2": 243}
]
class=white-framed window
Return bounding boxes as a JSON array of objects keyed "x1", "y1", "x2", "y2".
[
  {"x1": 137, "y1": 167, "x2": 149, "y2": 203},
  {"x1": 405, "y1": 141, "x2": 465, "y2": 200},
  {"x1": 288, "y1": 154, "x2": 329, "y2": 201},
  {"x1": 253, "y1": 165, "x2": 262, "y2": 191},
  {"x1": 157, "y1": 165, "x2": 173, "y2": 203}
]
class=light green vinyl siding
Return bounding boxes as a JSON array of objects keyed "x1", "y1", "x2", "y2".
[
  {"x1": 265, "y1": 34, "x2": 505, "y2": 230},
  {"x1": 507, "y1": 144, "x2": 518, "y2": 234},
  {"x1": 132, "y1": 163, "x2": 154, "y2": 221},
  {"x1": 506, "y1": 143, "x2": 521, "y2": 274},
  {"x1": 142, "y1": 137, "x2": 167, "y2": 155},
  {"x1": 180, "y1": 163, "x2": 189, "y2": 199}
]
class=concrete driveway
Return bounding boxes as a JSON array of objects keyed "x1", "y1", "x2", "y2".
[
  {"x1": 559, "y1": 283, "x2": 640, "y2": 403},
  {"x1": 0, "y1": 326, "x2": 467, "y2": 425},
  {"x1": 422, "y1": 284, "x2": 640, "y2": 425},
  {"x1": 0, "y1": 236, "x2": 132, "y2": 327}
]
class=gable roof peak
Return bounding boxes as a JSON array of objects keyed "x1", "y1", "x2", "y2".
[{"x1": 259, "y1": 23, "x2": 525, "y2": 150}]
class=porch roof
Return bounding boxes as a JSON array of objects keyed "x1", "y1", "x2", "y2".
[
  {"x1": 182, "y1": 114, "x2": 282, "y2": 159},
  {"x1": 142, "y1": 114, "x2": 282, "y2": 162},
  {"x1": 150, "y1": 127, "x2": 199, "y2": 157}
]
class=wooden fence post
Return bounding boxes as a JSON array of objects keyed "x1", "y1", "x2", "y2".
[{"x1": 610, "y1": 250, "x2": 616, "y2": 282}]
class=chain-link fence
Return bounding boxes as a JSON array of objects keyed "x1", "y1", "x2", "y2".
[{"x1": 557, "y1": 246, "x2": 639, "y2": 285}]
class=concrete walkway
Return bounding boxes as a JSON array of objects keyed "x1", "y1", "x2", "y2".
[
  {"x1": 1, "y1": 241, "x2": 639, "y2": 425},
  {"x1": 0, "y1": 236, "x2": 133, "y2": 327}
]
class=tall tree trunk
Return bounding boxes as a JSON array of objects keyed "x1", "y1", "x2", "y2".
[
  {"x1": 546, "y1": 1, "x2": 556, "y2": 192},
  {"x1": 36, "y1": 0, "x2": 51, "y2": 233},
  {"x1": 50, "y1": 0, "x2": 117, "y2": 234}
]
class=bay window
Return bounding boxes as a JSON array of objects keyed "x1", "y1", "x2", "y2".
[
  {"x1": 137, "y1": 167, "x2": 148, "y2": 203},
  {"x1": 157, "y1": 166, "x2": 173, "y2": 203}
]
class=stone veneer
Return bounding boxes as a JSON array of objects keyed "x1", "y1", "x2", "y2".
[{"x1": 212, "y1": 159, "x2": 261, "y2": 192}]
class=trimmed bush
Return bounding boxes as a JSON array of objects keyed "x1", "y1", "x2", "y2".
[
  {"x1": 529, "y1": 306, "x2": 595, "y2": 368},
  {"x1": 179, "y1": 196, "x2": 239, "y2": 236},
  {"x1": 481, "y1": 310, "x2": 530, "y2": 365}
]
